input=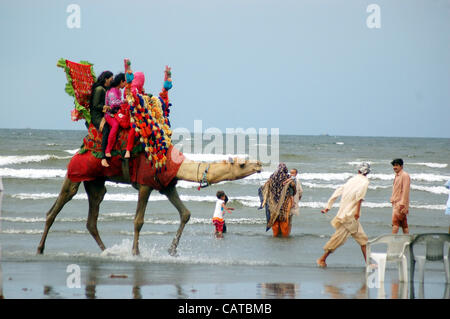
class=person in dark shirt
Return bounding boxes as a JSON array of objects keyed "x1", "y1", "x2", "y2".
[{"x1": 89, "y1": 71, "x2": 113, "y2": 167}]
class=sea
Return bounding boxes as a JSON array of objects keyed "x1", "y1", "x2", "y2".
[{"x1": 0, "y1": 128, "x2": 449, "y2": 299}]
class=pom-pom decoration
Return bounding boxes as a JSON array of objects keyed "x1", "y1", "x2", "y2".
[
  {"x1": 122, "y1": 64, "x2": 173, "y2": 170},
  {"x1": 71, "y1": 108, "x2": 83, "y2": 122}
]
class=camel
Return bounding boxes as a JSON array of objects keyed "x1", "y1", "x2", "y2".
[
  {"x1": 42, "y1": 59, "x2": 262, "y2": 256},
  {"x1": 36, "y1": 152, "x2": 262, "y2": 256}
]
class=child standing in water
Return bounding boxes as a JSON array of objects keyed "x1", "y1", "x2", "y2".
[{"x1": 212, "y1": 191, "x2": 234, "y2": 238}]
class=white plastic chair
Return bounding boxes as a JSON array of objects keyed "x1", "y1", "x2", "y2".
[
  {"x1": 409, "y1": 233, "x2": 450, "y2": 283},
  {"x1": 366, "y1": 234, "x2": 413, "y2": 284}
]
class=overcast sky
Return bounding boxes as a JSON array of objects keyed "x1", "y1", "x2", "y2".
[{"x1": 0, "y1": 0, "x2": 449, "y2": 137}]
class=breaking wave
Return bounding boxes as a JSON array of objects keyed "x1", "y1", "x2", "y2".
[
  {"x1": 65, "y1": 149, "x2": 79, "y2": 155},
  {"x1": 0, "y1": 215, "x2": 266, "y2": 225},
  {"x1": 348, "y1": 161, "x2": 448, "y2": 168},
  {"x1": 0, "y1": 168, "x2": 67, "y2": 179},
  {"x1": 0, "y1": 155, "x2": 71, "y2": 166},
  {"x1": 9, "y1": 192, "x2": 446, "y2": 210},
  {"x1": 2, "y1": 166, "x2": 448, "y2": 185}
]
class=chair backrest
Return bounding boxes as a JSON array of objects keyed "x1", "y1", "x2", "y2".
[
  {"x1": 410, "y1": 233, "x2": 450, "y2": 261},
  {"x1": 369, "y1": 234, "x2": 413, "y2": 259}
]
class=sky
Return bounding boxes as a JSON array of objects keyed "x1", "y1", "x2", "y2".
[{"x1": 0, "y1": 0, "x2": 449, "y2": 138}]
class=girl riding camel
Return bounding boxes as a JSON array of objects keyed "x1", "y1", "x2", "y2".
[
  {"x1": 89, "y1": 71, "x2": 113, "y2": 167},
  {"x1": 102, "y1": 73, "x2": 127, "y2": 167}
]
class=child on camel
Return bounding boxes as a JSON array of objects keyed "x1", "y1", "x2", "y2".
[
  {"x1": 102, "y1": 73, "x2": 127, "y2": 167},
  {"x1": 103, "y1": 66, "x2": 155, "y2": 166},
  {"x1": 89, "y1": 71, "x2": 113, "y2": 167}
]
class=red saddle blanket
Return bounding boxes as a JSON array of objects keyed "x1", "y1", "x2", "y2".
[
  {"x1": 67, "y1": 144, "x2": 185, "y2": 190},
  {"x1": 81, "y1": 123, "x2": 131, "y2": 157}
]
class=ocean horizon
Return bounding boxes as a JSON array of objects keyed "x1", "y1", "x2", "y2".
[{"x1": 1, "y1": 127, "x2": 449, "y2": 139}]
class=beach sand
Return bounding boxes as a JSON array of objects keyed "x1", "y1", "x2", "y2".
[{"x1": 1, "y1": 259, "x2": 448, "y2": 299}]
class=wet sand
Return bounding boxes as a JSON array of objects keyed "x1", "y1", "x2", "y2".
[{"x1": 1, "y1": 259, "x2": 449, "y2": 299}]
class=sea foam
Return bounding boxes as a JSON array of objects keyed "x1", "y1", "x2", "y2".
[
  {"x1": 10, "y1": 192, "x2": 446, "y2": 210},
  {"x1": 65, "y1": 149, "x2": 79, "y2": 155},
  {"x1": 100, "y1": 239, "x2": 277, "y2": 266},
  {"x1": 348, "y1": 161, "x2": 448, "y2": 169},
  {"x1": 0, "y1": 168, "x2": 67, "y2": 179},
  {"x1": 0, "y1": 155, "x2": 71, "y2": 166}
]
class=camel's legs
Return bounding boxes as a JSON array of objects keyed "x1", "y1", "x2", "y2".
[
  {"x1": 37, "y1": 177, "x2": 81, "y2": 254},
  {"x1": 132, "y1": 185, "x2": 152, "y2": 256},
  {"x1": 83, "y1": 179, "x2": 107, "y2": 251},
  {"x1": 160, "y1": 185, "x2": 191, "y2": 256}
]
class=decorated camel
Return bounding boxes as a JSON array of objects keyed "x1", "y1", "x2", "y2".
[{"x1": 37, "y1": 59, "x2": 261, "y2": 256}]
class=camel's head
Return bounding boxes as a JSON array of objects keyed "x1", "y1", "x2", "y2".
[{"x1": 223, "y1": 157, "x2": 262, "y2": 180}]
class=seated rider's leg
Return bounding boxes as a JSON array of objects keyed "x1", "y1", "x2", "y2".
[
  {"x1": 101, "y1": 123, "x2": 111, "y2": 158},
  {"x1": 125, "y1": 127, "x2": 136, "y2": 158},
  {"x1": 105, "y1": 117, "x2": 119, "y2": 156}
]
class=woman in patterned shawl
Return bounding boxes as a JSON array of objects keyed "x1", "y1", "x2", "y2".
[{"x1": 259, "y1": 163, "x2": 296, "y2": 237}]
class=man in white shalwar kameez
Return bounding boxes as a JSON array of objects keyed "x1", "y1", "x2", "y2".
[{"x1": 316, "y1": 163, "x2": 371, "y2": 268}]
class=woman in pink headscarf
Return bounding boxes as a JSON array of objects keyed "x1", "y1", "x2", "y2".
[
  {"x1": 121, "y1": 71, "x2": 145, "y2": 159},
  {"x1": 131, "y1": 71, "x2": 145, "y2": 94},
  {"x1": 122, "y1": 60, "x2": 173, "y2": 160}
]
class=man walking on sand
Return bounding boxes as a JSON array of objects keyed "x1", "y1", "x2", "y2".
[
  {"x1": 317, "y1": 163, "x2": 371, "y2": 268},
  {"x1": 390, "y1": 158, "x2": 411, "y2": 234}
]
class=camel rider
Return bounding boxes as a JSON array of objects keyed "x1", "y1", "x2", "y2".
[
  {"x1": 90, "y1": 71, "x2": 113, "y2": 130},
  {"x1": 89, "y1": 71, "x2": 113, "y2": 167}
]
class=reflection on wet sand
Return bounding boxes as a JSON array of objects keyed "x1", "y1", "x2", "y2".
[
  {"x1": 0, "y1": 247, "x2": 3, "y2": 299},
  {"x1": 133, "y1": 284, "x2": 142, "y2": 299},
  {"x1": 259, "y1": 283, "x2": 299, "y2": 298},
  {"x1": 43, "y1": 285, "x2": 61, "y2": 298},
  {"x1": 366, "y1": 281, "x2": 449, "y2": 299},
  {"x1": 391, "y1": 282, "x2": 408, "y2": 299},
  {"x1": 324, "y1": 283, "x2": 367, "y2": 299},
  {"x1": 85, "y1": 262, "x2": 99, "y2": 299},
  {"x1": 410, "y1": 281, "x2": 450, "y2": 299},
  {"x1": 323, "y1": 281, "x2": 429, "y2": 299},
  {"x1": 34, "y1": 258, "x2": 450, "y2": 299},
  {"x1": 132, "y1": 265, "x2": 145, "y2": 299},
  {"x1": 61, "y1": 262, "x2": 192, "y2": 299},
  {"x1": 366, "y1": 281, "x2": 408, "y2": 299}
]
